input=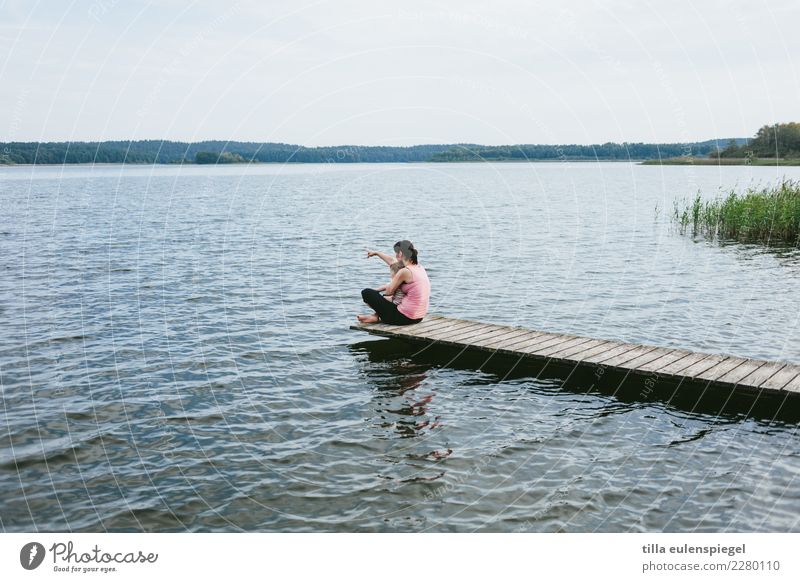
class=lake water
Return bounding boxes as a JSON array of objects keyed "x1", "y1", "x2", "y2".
[{"x1": 1, "y1": 161, "x2": 799, "y2": 532}]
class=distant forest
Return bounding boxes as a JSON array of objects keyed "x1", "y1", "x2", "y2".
[
  {"x1": 714, "y1": 123, "x2": 800, "y2": 159},
  {"x1": 0, "y1": 138, "x2": 745, "y2": 165},
  {"x1": 0, "y1": 141, "x2": 456, "y2": 165},
  {"x1": 427, "y1": 140, "x2": 737, "y2": 162}
]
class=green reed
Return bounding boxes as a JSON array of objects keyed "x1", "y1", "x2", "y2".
[{"x1": 672, "y1": 179, "x2": 800, "y2": 245}]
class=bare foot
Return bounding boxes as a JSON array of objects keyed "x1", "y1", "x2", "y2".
[{"x1": 356, "y1": 314, "x2": 379, "y2": 324}]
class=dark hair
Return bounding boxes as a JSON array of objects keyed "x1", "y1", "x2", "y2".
[{"x1": 393, "y1": 239, "x2": 418, "y2": 264}]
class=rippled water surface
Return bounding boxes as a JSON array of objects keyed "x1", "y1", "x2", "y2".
[{"x1": 1, "y1": 162, "x2": 799, "y2": 532}]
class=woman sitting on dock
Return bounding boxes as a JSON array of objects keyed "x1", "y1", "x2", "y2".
[{"x1": 358, "y1": 240, "x2": 430, "y2": 325}]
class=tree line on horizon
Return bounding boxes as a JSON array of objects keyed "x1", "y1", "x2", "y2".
[
  {"x1": 0, "y1": 140, "x2": 458, "y2": 165},
  {"x1": 0, "y1": 136, "x2": 751, "y2": 165},
  {"x1": 713, "y1": 123, "x2": 800, "y2": 160},
  {"x1": 426, "y1": 140, "x2": 735, "y2": 162}
]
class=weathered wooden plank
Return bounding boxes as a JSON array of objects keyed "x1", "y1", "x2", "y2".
[
  {"x1": 459, "y1": 325, "x2": 524, "y2": 345},
  {"x1": 581, "y1": 343, "x2": 642, "y2": 365},
  {"x1": 761, "y1": 364, "x2": 800, "y2": 391},
  {"x1": 679, "y1": 354, "x2": 729, "y2": 379},
  {"x1": 781, "y1": 369, "x2": 800, "y2": 393},
  {"x1": 570, "y1": 340, "x2": 627, "y2": 362},
  {"x1": 367, "y1": 322, "x2": 397, "y2": 332},
  {"x1": 424, "y1": 320, "x2": 492, "y2": 342},
  {"x1": 480, "y1": 328, "x2": 543, "y2": 350},
  {"x1": 351, "y1": 315, "x2": 443, "y2": 335},
  {"x1": 401, "y1": 317, "x2": 471, "y2": 337},
  {"x1": 468, "y1": 326, "x2": 532, "y2": 347},
  {"x1": 477, "y1": 325, "x2": 538, "y2": 345},
  {"x1": 636, "y1": 349, "x2": 693, "y2": 373},
  {"x1": 693, "y1": 357, "x2": 750, "y2": 383},
  {"x1": 517, "y1": 333, "x2": 573, "y2": 354},
  {"x1": 712, "y1": 359, "x2": 766, "y2": 385},
  {"x1": 598, "y1": 345, "x2": 658, "y2": 368},
  {"x1": 379, "y1": 317, "x2": 456, "y2": 337},
  {"x1": 447, "y1": 320, "x2": 511, "y2": 339},
  {"x1": 528, "y1": 336, "x2": 596, "y2": 359},
  {"x1": 395, "y1": 324, "x2": 475, "y2": 344},
  {"x1": 389, "y1": 327, "x2": 456, "y2": 345},
  {"x1": 448, "y1": 323, "x2": 515, "y2": 344},
  {"x1": 620, "y1": 347, "x2": 678, "y2": 371},
  {"x1": 654, "y1": 351, "x2": 710, "y2": 376},
  {"x1": 423, "y1": 317, "x2": 485, "y2": 334},
  {"x1": 501, "y1": 331, "x2": 559, "y2": 351},
  {"x1": 519, "y1": 334, "x2": 578, "y2": 355},
  {"x1": 549, "y1": 338, "x2": 610, "y2": 360},
  {"x1": 738, "y1": 361, "x2": 788, "y2": 388},
  {"x1": 506, "y1": 333, "x2": 556, "y2": 352},
  {"x1": 422, "y1": 321, "x2": 485, "y2": 334}
]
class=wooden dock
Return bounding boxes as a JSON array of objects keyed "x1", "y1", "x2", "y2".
[{"x1": 350, "y1": 315, "x2": 800, "y2": 397}]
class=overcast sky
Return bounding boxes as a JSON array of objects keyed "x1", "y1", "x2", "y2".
[{"x1": 1, "y1": 0, "x2": 798, "y2": 146}]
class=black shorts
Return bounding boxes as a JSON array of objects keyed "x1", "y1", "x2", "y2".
[{"x1": 361, "y1": 288, "x2": 423, "y2": 325}]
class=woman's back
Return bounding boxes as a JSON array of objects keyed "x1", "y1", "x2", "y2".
[{"x1": 397, "y1": 264, "x2": 430, "y2": 320}]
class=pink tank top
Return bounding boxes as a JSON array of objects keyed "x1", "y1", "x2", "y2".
[{"x1": 397, "y1": 263, "x2": 430, "y2": 320}]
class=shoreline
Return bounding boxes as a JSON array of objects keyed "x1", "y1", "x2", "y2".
[
  {"x1": 642, "y1": 157, "x2": 800, "y2": 166},
  {"x1": 0, "y1": 159, "x2": 670, "y2": 168},
  {"x1": 5, "y1": 158, "x2": 800, "y2": 168}
]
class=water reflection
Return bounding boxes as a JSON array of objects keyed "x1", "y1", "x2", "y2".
[
  {"x1": 349, "y1": 340, "x2": 454, "y2": 483},
  {"x1": 713, "y1": 238, "x2": 800, "y2": 272},
  {"x1": 350, "y1": 341, "x2": 433, "y2": 427}
]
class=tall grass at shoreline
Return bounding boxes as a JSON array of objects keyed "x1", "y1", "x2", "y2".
[{"x1": 672, "y1": 179, "x2": 800, "y2": 245}]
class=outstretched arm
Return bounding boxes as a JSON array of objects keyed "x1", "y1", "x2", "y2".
[{"x1": 366, "y1": 248, "x2": 395, "y2": 266}]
